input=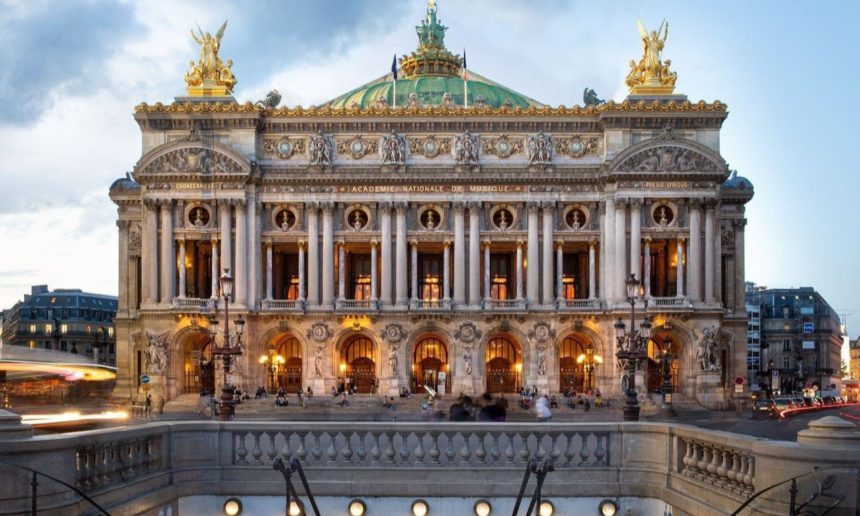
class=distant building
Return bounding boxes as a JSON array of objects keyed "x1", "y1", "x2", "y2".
[
  {"x1": 745, "y1": 282, "x2": 842, "y2": 395},
  {"x1": 0, "y1": 285, "x2": 117, "y2": 365},
  {"x1": 745, "y1": 302, "x2": 762, "y2": 387},
  {"x1": 849, "y1": 336, "x2": 860, "y2": 380}
]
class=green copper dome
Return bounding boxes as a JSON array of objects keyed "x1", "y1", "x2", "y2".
[{"x1": 320, "y1": 1, "x2": 544, "y2": 109}]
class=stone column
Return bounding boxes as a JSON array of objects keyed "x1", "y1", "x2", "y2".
[
  {"x1": 515, "y1": 240, "x2": 524, "y2": 301},
  {"x1": 297, "y1": 241, "x2": 306, "y2": 303},
  {"x1": 704, "y1": 203, "x2": 716, "y2": 303},
  {"x1": 142, "y1": 200, "x2": 158, "y2": 305},
  {"x1": 676, "y1": 237, "x2": 685, "y2": 298},
  {"x1": 643, "y1": 238, "x2": 652, "y2": 298},
  {"x1": 614, "y1": 200, "x2": 627, "y2": 300},
  {"x1": 210, "y1": 238, "x2": 219, "y2": 300},
  {"x1": 555, "y1": 240, "x2": 564, "y2": 302},
  {"x1": 468, "y1": 203, "x2": 481, "y2": 308},
  {"x1": 735, "y1": 220, "x2": 746, "y2": 312},
  {"x1": 380, "y1": 203, "x2": 393, "y2": 307},
  {"x1": 395, "y1": 202, "x2": 408, "y2": 308},
  {"x1": 588, "y1": 240, "x2": 596, "y2": 300},
  {"x1": 599, "y1": 207, "x2": 606, "y2": 301},
  {"x1": 410, "y1": 240, "x2": 419, "y2": 305},
  {"x1": 688, "y1": 201, "x2": 702, "y2": 302},
  {"x1": 234, "y1": 200, "x2": 247, "y2": 306},
  {"x1": 542, "y1": 203, "x2": 554, "y2": 307},
  {"x1": 160, "y1": 200, "x2": 174, "y2": 304},
  {"x1": 117, "y1": 221, "x2": 129, "y2": 313},
  {"x1": 219, "y1": 200, "x2": 233, "y2": 299},
  {"x1": 306, "y1": 204, "x2": 319, "y2": 306},
  {"x1": 629, "y1": 199, "x2": 641, "y2": 279},
  {"x1": 604, "y1": 197, "x2": 616, "y2": 301},
  {"x1": 715, "y1": 213, "x2": 723, "y2": 304},
  {"x1": 249, "y1": 202, "x2": 261, "y2": 309},
  {"x1": 337, "y1": 241, "x2": 346, "y2": 303},
  {"x1": 177, "y1": 238, "x2": 186, "y2": 298},
  {"x1": 453, "y1": 202, "x2": 466, "y2": 306},
  {"x1": 370, "y1": 240, "x2": 378, "y2": 304},
  {"x1": 265, "y1": 241, "x2": 273, "y2": 300},
  {"x1": 483, "y1": 240, "x2": 491, "y2": 305},
  {"x1": 442, "y1": 240, "x2": 451, "y2": 303},
  {"x1": 321, "y1": 202, "x2": 335, "y2": 308},
  {"x1": 526, "y1": 202, "x2": 540, "y2": 306}
]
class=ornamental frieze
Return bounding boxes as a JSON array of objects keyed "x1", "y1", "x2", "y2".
[
  {"x1": 308, "y1": 131, "x2": 334, "y2": 166},
  {"x1": 262, "y1": 137, "x2": 306, "y2": 159},
  {"x1": 527, "y1": 132, "x2": 553, "y2": 165},
  {"x1": 142, "y1": 147, "x2": 244, "y2": 175},
  {"x1": 337, "y1": 135, "x2": 378, "y2": 160},
  {"x1": 554, "y1": 135, "x2": 602, "y2": 158},
  {"x1": 481, "y1": 135, "x2": 524, "y2": 159},
  {"x1": 454, "y1": 131, "x2": 479, "y2": 165},
  {"x1": 337, "y1": 184, "x2": 524, "y2": 194},
  {"x1": 616, "y1": 145, "x2": 721, "y2": 173},
  {"x1": 380, "y1": 131, "x2": 407, "y2": 165},
  {"x1": 409, "y1": 135, "x2": 451, "y2": 159}
]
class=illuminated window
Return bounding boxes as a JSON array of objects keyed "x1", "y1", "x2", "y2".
[
  {"x1": 61, "y1": 324, "x2": 68, "y2": 334},
  {"x1": 44, "y1": 324, "x2": 53, "y2": 335},
  {"x1": 86, "y1": 325, "x2": 92, "y2": 334},
  {"x1": 28, "y1": 340, "x2": 36, "y2": 349},
  {"x1": 418, "y1": 254, "x2": 442, "y2": 301},
  {"x1": 29, "y1": 324, "x2": 36, "y2": 334},
  {"x1": 490, "y1": 254, "x2": 511, "y2": 300},
  {"x1": 350, "y1": 254, "x2": 372, "y2": 300},
  {"x1": 108, "y1": 327, "x2": 114, "y2": 338}
]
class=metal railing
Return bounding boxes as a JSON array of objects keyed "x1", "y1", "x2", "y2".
[{"x1": 0, "y1": 461, "x2": 110, "y2": 516}]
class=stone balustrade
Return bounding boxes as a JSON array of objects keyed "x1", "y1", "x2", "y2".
[
  {"x1": 651, "y1": 296, "x2": 689, "y2": 307},
  {"x1": 171, "y1": 297, "x2": 213, "y2": 310},
  {"x1": 557, "y1": 298, "x2": 600, "y2": 310},
  {"x1": 261, "y1": 298, "x2": 303, "y2": 310},
  {"x1": 0, "y1": 421, "x2": 856, "y2": 515}
]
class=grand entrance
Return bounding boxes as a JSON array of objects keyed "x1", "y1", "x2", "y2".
[
  {"x1": 341, "y1": 336, "x2": 376, "y2": 393},
  {"x1": 412, "y1": 336, "x2": 449, "y2": 395},
  {"x1": 558, "y1": 336, "x2": 587, "y2": 393},
  {"x1": 647, "y1": 332, "x2": 681, "y2": 392},
  {"x1": 182, "y1": 331, "x2": 214, "y2": 394},
  {"x1": 485, "y1": 336, "x2": 522, "y2": 393},
  {"x1": 272, "y1": 334, "x2": 302, "y2": 392}
]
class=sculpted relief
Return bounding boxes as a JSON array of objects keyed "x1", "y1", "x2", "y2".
[
  {"x1": 142, "y1": 147, "x2": 244, "y2": 175},
  {"x1": 616, "y1": 145, "x2": 721, "y2": 173}
]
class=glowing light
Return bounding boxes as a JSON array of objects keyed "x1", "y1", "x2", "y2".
[
  {"x1": 21, "y1": 410, "x2": 129, "y2": 427},
  {"x1": 0, "y1": 361, "x2": 116, "y2": 381}
]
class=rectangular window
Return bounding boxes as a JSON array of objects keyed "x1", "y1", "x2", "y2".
[
  {"x1": 417, "y1": 253, "x2": 442, "y2": 301},
  {"x1": 44, "y1": 324, "x2": 52, "y2": 335},
  {"x1": 108, "y1": 327, "x2": 114, "y2": 338},
  {"x1": 60, "y1": 341, "x2": 67, "y2": 352},
  {"x1": 349, "y1": 253, "x2": 373, "y2": 300},
  {"x1": 489, "y1": 253, "x2": 512, "y2": 300},
  {"x1": 783, "y1": 356, "x2": 791, "y2": 370},
  {"x1": 28, "y1": 340, "x2": 36, "y2": 349},
  {"x1": 60, "y1": 324, "x2": 68, "y2": 334},
  {"x1": 783, "y1": 340, "x2": 791, "y2": 351}
]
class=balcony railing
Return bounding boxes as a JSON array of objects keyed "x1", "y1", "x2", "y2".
[
  {"x1": 651, "y1": 296, "x2": 689, "y2": 308},
  {"x1": 557, "y1": 298, "x2": 600, "y2": 310},
  {"x1": 336, "y1": 299, "x2": 377, "y2": 310},
  {"x1": 484, "y1": 298, "x2": 526, "y2": 310},
  {"x1": 171, "y1": 297, "x2": 214, "y2": 310},
  {"x1": 411, "y1": 299, "x2": 450, "y2": 310},
  {"x1": 262, "y1": 299, "x2": 304, "y2": 311}
]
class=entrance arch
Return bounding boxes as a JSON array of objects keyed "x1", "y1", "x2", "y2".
[
  {"x1": 270, "y1": 334, "x2": 303, "y2": 392},
  {"x1": 180, "y1": 330, "x2": 214, "y2": 394},
  {"x1": 412, "y1": 336, "x2": 449, "y2": 395},
  {"x1": 485, "y1": 336, "x2": 522, "y2": 394},
  {"x1": 341, "y1": 336, "x2": 376, "y2": 393},
  {"x1": 558, "y1": 335, "x2": 589, "y2": 394},
  {"x1": 647, "y1": 332, "x2": 681, "y2": 392}
]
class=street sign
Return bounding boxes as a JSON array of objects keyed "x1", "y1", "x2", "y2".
[
  {"x1": 140, "y1": 374, "x2": 150, "y2": 385},
  {"x1": 734, "y1": 376, "x2": 745, "y2": 385},
  {"x1": 734, "y1": 384, "x2": 743, "y2": 393}
]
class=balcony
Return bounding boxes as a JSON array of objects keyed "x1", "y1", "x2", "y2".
[
  {"x1": 261, "y1": 299, "x2": 304, "y2": 311},
  {"x1": 650, "y1": 297, "x2": 690, "y2": 308},
  {"x1": 558, "y1": 298, "x2": 600, "y2": 310},
  {"x1": 336, "y1": 299, "x2": 377, "y2": 311},
  {"x1": 484, "y1": 298, "x2": 526, "y2": 310},
  {"x1": 171, "y1": 297, "x2": 214, "y2": 311},
  {"x1": 411, "y1": 299, "x2": 450, "y2": 310}
]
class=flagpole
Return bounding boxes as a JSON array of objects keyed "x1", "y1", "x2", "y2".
[
  {"x1": 392, "y1": 49, "x2": 397, "y2": 108},
  {"x1": 463, "y1": 49, "x2": 468, "y2": 108}
]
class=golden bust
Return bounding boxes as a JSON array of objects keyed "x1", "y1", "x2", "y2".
[{"x1": 184, "y1": 21, "x2": 237, "y2": 96}]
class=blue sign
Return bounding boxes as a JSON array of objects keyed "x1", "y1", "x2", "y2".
[{"x1": 140, "y1": 374, "x2": 150, "y2": 384}]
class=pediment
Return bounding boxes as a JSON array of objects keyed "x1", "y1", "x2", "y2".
[
  {"x1": 611, "y1": 140, "x2": 725, "y2": 174},
  {"x1": 134, "y1": 140, "x2": 251, "y2": 178}
]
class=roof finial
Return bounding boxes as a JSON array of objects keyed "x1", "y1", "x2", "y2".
[{"x1": 416, "y1": 0, "x2": 447, "y2": 52}]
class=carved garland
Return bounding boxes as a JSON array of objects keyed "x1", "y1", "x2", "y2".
[
  {"x1": 554, "y1": 135, "x2": 602, "y2": 158},
  {"x1": 481, "y1": 135, "x2": 524, "y2": 159},
  {"x1": 262, "y1": 137, "x2": 306, "y2": 159},
  {"x1": 409, "y1": 136, "x2": 451, "y2": 159},
  {"x1": 337, "y1": 136, "x2": 379, "y2": 160}
]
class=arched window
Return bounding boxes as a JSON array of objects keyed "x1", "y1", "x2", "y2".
[
  {"x1": 558, "y1": 336, "x2": 587, "y2": 359},
  {"x1": 342, "y1": 337, "x2": 374, "y2": 363},
  {"x1": 277, "y1": 336, "x2": 302, "y2": 359},
  {"x1": 414, "y1": 337, "x2": 448, "y2": 363},
  {"x1": 486, "y1": 337, "x2": 520, "y2": 362}
]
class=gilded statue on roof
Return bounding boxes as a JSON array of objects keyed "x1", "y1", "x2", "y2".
[
  {"x1": 184, "y1": 21, "x2": 237, "y2": 96},
  {"x1": 625, "y1": 19, "x2": 677, "y2": 95}
]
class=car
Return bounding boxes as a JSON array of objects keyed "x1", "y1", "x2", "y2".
[
  {"x1": 821, "y1": 396, "x2": 837, "y2": 406},
  {"x1": 772, "y1": 397, "x2": 794, "y2": 416},
  {"x1": 791, "y1": 396, "x2": 805, "y2": 408},
  {"x1": 802, "y1": 397, "x2": 822, "y2": 410},
  {"x1": 752, "y1": 399, "x2": 777, "y2": 419}
]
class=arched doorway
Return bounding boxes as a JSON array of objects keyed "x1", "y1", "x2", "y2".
[
  {"x1": 647, "y1": 332, "x2": 681, "y2": 392},
  {"x1": 412, "y1": 336, "x2": 449, "y2": 395},
  {"x1": 272, "y1": 334, "x2": 303, "y2": 393},
  {"x1": 558, "y1": 335, "x2": 589, "y2": 394},
  {"x1": 182, "y1": 331, "x2": 214, "y2": 394},
  {"x1": 341, "y1": 336, "x2": 376, "y2": 393},
  {"x1": 485, "y1": 336, "x2": 522, "y2": 393}
]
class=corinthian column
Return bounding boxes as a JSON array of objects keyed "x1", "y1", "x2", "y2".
[
  {"x1": 219, "y1": 200, "x2": 233, "y2": 300},
  {"x1": 306, "y1": 204, "x2": 319, "y2": 306},
  {"x1": 468, "y1": 202, "x2": 481, "y2": 308},
  {"x1": 704, "y1": 202, "x2": 716, "y2": 303},
  {"x1": 735, "y1": 220, "x2": 746, "y2": 312},
  {"x1": 526, "y1": 202, "x2": 540, "y2": 306},
  {"x1": 321, "y1": 202, "x2": 335, "y2": 308},
  {"x1": 515, "y1": 240, "x2": 524, "y2": 301},
  {"x1": 542, "y1": 203, "x2": 554, "y2": 307},
  {"x1": 442, "y1": 240, "x2": 451, "y2": 304},
  {"x1": 483, "y1": 240, "x2": 491, "y2": 306},
  {"x1": 676, "y1": 237, "x2": 685, "y2": 298},
  {"x1": 297, "y1": 241, "x2": 306, "y2": 303},
  {"x1": 614, "y1": 200, "x2": 627, "y2": 300},
  {"x1": 160, "y1": 200, "x2": 175, "y2": 304},
  {"x1": 234, "y1": 200, "x2": 247, "y2": 306},
  {"x1": 370, "y1": 240, "x2": 378, "y2": 304},
  {"x1": 177, "y1": 238, "x2": 186, "y2": 298},
  {"x1": 643, "y1": 238, "x2": 652, "y2": 298},
  {"x1": 453, "y1": 202, "x2": 466, "y2": 307},
  {"x1": 395, "y1": 202, "x2": 408, "y2": 309},
  {"x1": 265, "y1": 241, "x2": 273, "y2": 300},
  {"x1": 380, "y1": 203, "x2": 393, "y2": 307},
  {"x1": 588, "y1": 240, "x2": 596, "y2": 300},
  {"x1": 142, "y1": 200, "x2": 158, "y2": 305},
  {"x1": 210, "y1": 238, "x2": 219, "y2": 300},
  {"x1": 411, "y1": 240, "x2": 418, "y2": 306},
  {"x1": 688, "y1": 201, "x2": 702, "y2": 302},
  {"x1": 555, "y1": 240, "x2": 564, "y2": 302},
  {"x1": 337, "y1": 240, "x2": 346, "y2": 304},
  {"x1": 629, "y1": 199, "x2": 641, "y2": 279},
  {"x1": 604, "y1": 197, "x2": 615, "y2": 301}
]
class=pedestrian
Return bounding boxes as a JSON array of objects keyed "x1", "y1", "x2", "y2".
[
  {"x1": 584, "y1": 398, "x2": 591, "y2": 412},
  {"x1": 535, "y1": 394, "x2": 552, "y2": 422},
  {"x1": 145, "y1": 394, "x2": 152, "y2": 418}
]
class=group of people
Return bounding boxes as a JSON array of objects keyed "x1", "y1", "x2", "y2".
[{"x1": 446, "y1": 393, "x2": 509, "y2": 422}]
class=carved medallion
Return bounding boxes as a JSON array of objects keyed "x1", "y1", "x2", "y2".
[
  {"x1": 337, "y1": 136, "x2": 378, "y2": 160},
  {"x1": 528, "y1": 322, "x2": 556, "y2": 344},
  {"x1": 554, "y1": 135, "x2": 602, "y2": 158},
  {"x1": 409, "y1": 136, "x2": 451, "y2": 159},
  {"x1": 453, "y1": 321, "x2": 482, "y2": 344},
  {"x1": 481, "y1": 135, "x2": 524, "y2": 159},
  {"x1": 306, "y1": 322, "x2": 331, "y2": 343},
  {"x1": 381, "y1": 323, "x2": 407, "y2": 344},
  {"x1": 263, "y1": 137, "x2": 306, "y2": 159}
]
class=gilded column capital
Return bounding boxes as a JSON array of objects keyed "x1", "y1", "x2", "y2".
[
  {"x1": 371, "y1": 239, "x2": 378, "y2": 248},
  {"x1": 516, "y1": 239, "x2": 524, "y2": 248},
  {"x1": 526, "y1": 201, "x2": 541, "y2": 212},
  {"x1": 298, "y1": 240, "x2": 306, "y2": 249},
  {"x1": 443, "y1": 240, "x2": 451, "y2": 247},
  {"x1": 264, "y1": 239, "x2": 273, "y2": 247},
  {"x1": 555, "y1": 239, "x2": 565, "y2": 250},
  {"x1": 452, "y1": 201, "x2": 466, "y2": 212},
  {"x1": 589, "y1": 239, "x2": 598, "y2": 248},
  {"x1": 482, "y1": 239, "x2": 492, "y2": 248},
  {"x1": 410, "y1": 239, "x2": 419, "y2": 248},
  {"x1": 176, "y1": 236, "x2": 186, "y2": 244},
  {"x1": 678, "y1": 236, "x2": 686, "y2": 243},
  {"x1": 643, "y1": 236, "x2": 652, "y2": 244},
  {"x1": 378, "y1": 201, "x2": 393, "y2": 210},
  {"x1": 337, "y1": 239, "x2": 346, "y2": 247},
  {"x1": 210, "y1": 235, "x2": 219, "y2": 244}
]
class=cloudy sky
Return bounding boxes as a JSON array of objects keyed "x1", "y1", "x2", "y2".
[{"x1": 0, "y1": 0, "x2": 858, "y2": 337}]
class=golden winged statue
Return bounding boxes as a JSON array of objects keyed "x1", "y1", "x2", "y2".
[
  {"x1": 625, "y1": 19, "x2": 677, "y2": 95},
  {"x1": 184, "y1": 20, "x2": 237, "y2": 96}
]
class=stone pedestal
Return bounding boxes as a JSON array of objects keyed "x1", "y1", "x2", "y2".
[
  {"x1": 384, "y1": 376, "x2": 402, "y2": 396},
  {"x1": 307, "y1": 377, "x2": 326, "y2": 397},
  {"x1": 797, "y1": 416, "x2": 860, "y2": 448},
  {"x1": 695, "y1": 371, "x2": 726, "y2": 409},
  {"x1": 452, "y1": 375, "x2": 477, "y2": 397},
  {"x1": 0, "y1": 409, "x2": 32, "y2": 439}
]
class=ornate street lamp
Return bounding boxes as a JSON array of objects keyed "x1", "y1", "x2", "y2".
[
  {"x1": 259, "y1": 343, "x2": 285, "y2": 393},
  {"x1": 576, "y1": 342, "x2": 604, "y2": 392},
  {"x1": 209, "y1": 269, "x2": 245, "y2": 421},
  {"x1": 614, "y1": 273, "x2": 650, "y2": 422}
]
